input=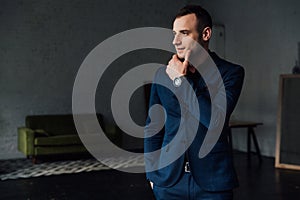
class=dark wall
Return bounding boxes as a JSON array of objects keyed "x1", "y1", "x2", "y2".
[
  {"x1": 193, "y1": 0, "x2": 300, "y2": 157},
  {"x1": 0, "y1": 0, "x2": 188, "y2": 159}
]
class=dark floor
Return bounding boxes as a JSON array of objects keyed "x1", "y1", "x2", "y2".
[
  {"x1": 1, "y1": 151, "x2": 300, "y2": 200},
  {"x1": 234, "y1": 151, "x2": 300, "y2": 200}
]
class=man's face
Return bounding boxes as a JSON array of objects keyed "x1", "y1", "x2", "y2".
[{"x1": 172, "y1": 13, "x2": 199, "y2": 59}]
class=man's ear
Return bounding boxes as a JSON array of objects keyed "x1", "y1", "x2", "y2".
[{"x1": 202, "y1": 27, "x2": 212, "y2": 42}]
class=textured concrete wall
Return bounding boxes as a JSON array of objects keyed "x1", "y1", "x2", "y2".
[
  {"x1": 0, "y1": 0, "x2": 188, "y2": 159},
  {"x1": 191, "y1": 0, "x2": 300, "y2": 157}
]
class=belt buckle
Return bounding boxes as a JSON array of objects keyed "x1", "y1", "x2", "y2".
[{"x1": 185, "y1": 162, "x2": 190, "y2": 173}]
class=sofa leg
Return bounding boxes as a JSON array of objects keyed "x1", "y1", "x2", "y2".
[{"x1": 32, "y1": 156, "x2": 37, "y2": 164}]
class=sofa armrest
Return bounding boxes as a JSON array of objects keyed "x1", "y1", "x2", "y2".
[{"x1": 18, "y1": 127, "x2": 35, "y2": 156}]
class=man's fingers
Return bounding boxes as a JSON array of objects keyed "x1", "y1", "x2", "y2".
[
  {"x1": 185, "y1": 50, "x2": 191, "y2": 61},
  {"x1": 166, "y1": 53, "x2": 189, "y2": 77},
  {"x1": 172, "y1": 54, "x2": 178, "y2": 60},
  {"x1": 183, "y1": 51, "x2": 191, "y2": 68},
  {"x1": 183, "y1": 50, "x2": 191, "y2": 66}
]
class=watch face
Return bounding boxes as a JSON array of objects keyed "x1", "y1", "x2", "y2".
[{"x1": 173, "y1": 77, "x2": 182, "y2": 87}]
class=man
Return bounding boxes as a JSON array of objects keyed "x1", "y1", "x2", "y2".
[{"x1": 144, "y1": 5, "x2": 244, "y2": 200}]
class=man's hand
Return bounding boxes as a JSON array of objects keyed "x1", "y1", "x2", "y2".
[{"x1": 166, "y1": 50, "x2": 191, "y2": 80}]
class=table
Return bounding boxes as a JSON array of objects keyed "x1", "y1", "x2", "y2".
[{"x1": 229, "y1": 120, "x2": 263, "y2": 162}]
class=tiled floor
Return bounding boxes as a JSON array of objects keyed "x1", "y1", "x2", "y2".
[{"x1": 0, "y1": 151, "x2": 300, "y2": 200}]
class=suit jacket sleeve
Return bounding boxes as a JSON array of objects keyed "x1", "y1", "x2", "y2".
[
  {"x1": 173, "y1": 65, "x2": 245, "y2": 129},
  {"x1": 144, "y1": 82, "x2": 165, "y2": 153}
]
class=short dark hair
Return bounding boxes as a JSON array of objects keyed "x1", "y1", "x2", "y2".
[{"x1": 175, "y1": 5, "x2": 212, "y2": 36}]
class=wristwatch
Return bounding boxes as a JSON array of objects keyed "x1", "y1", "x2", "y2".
[{"x1": 173, "y1": 76, "x2": 182, "y2": 87}]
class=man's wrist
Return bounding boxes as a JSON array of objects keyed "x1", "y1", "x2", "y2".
[{"x1": 173, "y1": 76, "x2": 183, "y2": 87}]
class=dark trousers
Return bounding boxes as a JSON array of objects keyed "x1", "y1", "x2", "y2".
[{"x1": 152, "y1": 172, "x2": 233, "y2": 200}]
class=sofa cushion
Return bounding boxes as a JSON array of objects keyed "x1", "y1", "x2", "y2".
[
  {"x1": 34, "y1": 129, "x2": 50, "y2": 137},
  {"x1": 34, "y1": 135, "x2": 83, "y2": 146}
]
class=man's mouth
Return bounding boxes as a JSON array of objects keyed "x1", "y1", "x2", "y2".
[{"x1": 176, "y1": 47, "x2": 185, "y2": 52}]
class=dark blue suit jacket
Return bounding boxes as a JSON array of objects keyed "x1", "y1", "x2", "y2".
[{"x1": 144, "y1": 51, "x2": 244, "y2": 192}]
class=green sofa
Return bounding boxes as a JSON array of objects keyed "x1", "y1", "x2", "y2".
[{"x1": 18, "y1": 114, "x2": 121, "y2": 161}]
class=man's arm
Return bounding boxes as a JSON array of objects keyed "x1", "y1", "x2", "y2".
[
  {"x1": 144, "y1": 79, "x2": 166, "y2": 178},
  {"x1": 175, "y1": 65, "x2": 244, "y2": 128},
  {"x1": 144, "y1": 82, "x2": 165, "y2": 153},
  {"x1": 166, "y1": 53, "x2": 244, "y2": 129}
]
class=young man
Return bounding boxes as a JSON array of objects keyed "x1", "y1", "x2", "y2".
[{"x1": 144, "y1": 5, "x2": 244, "y2": 200}]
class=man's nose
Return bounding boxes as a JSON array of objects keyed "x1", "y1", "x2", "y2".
[{"x1": 172, "y1": 34, "x2": 181, "y2": 46}]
